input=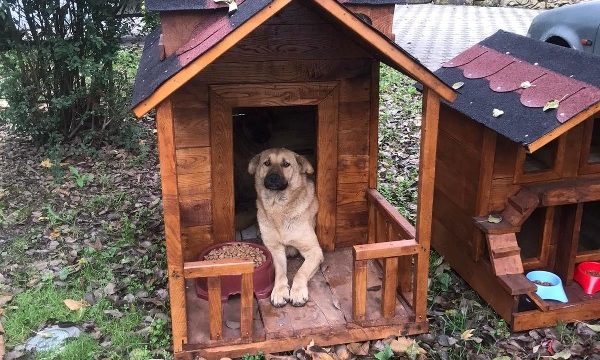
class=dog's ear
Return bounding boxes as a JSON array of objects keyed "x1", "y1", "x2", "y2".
[
  {"x1": 295, "y1": 155, "x2": 314, "y2": 174},
  {"x1": 248, "y1": 154, "x2": 261, "y2": 175}
]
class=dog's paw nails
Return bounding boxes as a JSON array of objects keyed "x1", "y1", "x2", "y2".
[
  {"x1": 289, "y1": 283, "x2": 308, "y2": 307},
  {"x1": 270, "y1": 286, "x2": 290, "y2": 307}
]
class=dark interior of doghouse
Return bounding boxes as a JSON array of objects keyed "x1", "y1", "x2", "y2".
[
  {"x1": 516, "y1": 207, "x2": 545, "y2": 261},
  {"x1": 578, "y1": 201, "x2": 600, "y2": 253},
  {"x1": 524, "y1": 139, "x2": 558, "y2": 173},
  {"x1": 588, "y1": 119, "x2": 600, "y2": 164},
  {"x1": 233, "y1": 106, "x2": 317, "y2": 240}
]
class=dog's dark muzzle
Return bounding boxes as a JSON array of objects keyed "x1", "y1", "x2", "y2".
[{"x1": 264, "y1": 173, "x2": 288, "y2": 191}]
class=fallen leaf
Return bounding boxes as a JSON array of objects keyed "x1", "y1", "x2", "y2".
[
  {"x1": 487, "y1": 214, "x2": 503, "y2": 224},
  {"x1": 333, "y1": 344, "x2": 351, "y2": 360},
  {"x1": 543, "y1": 100, "x2": 560, "y2": 112},
  {"x1": 390, "y1": 337, "x2": 413, "y2": 353},
  {"x1": 40, "y1": 159, "x2": 53, "y2": 168},
  {"x1": 225, "y1": 320, "x2": 240, "y2": 329},
  {"x1": 367, "y1": 285, "x2": 381, "y2": 292},
  {"x1": 332, "y1": 298, "x2": 341, "y2": 310},
  {"x1": 104, "y1": 282, "x2": 116, "y2": 296},
  {"x1": 347, "y1": 342, "x2": 369, "y2": 356},
  {"x1": 452, "y1": 82, "x2": 464, "y2": 90},
  {"x1": 581, "y1": 322, "x2": 600, "y2": 332},
  {"x1": 213, "y1": 0, "x2": 237, "y2": 14},
  {"x1": 550, "y1": 349, "x2": 572, "y2": 359},
  {"x1": 0, "y1": 294, "x2": 13, "y2": 307},
  {"x1": 49, "y1": 229, "x2": 61, "y2": 239},
  {"x1": 520, "y1": 81, "x2": 532, "y2": 89},
  {"x1": 492, "y1": 108, "x2": 504, "y2": 118},
  {"x1": 374, "y1": 344, "x2": 393, "y2": 360},
  {"x1": 461, "y1": 328, "x2": 475, "y2": 341},
  {"x1": 492, "y1": 357, "x2": 511, "y2": 360},
  {"x1": 64, "y1": 299, "x2": 89, "y2": 311},
  {"x1": 103, "y1": 309, "x2": 123, "y2": 318}
]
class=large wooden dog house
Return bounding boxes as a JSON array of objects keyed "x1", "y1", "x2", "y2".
[
  {"x1": 432, "y1": 31, "x2": 600, "y2": 331},
  {"x1": 132, "y1": 0, "x2": 455, "y2": 358}
]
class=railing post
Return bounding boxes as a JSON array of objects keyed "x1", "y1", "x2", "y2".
[
  {"x1": 382, "y1": 257, "x2": 399, "y2": 318},
  {"x1": 240, "y1": 273, "x2": 254, "y2": 340},
  {"x1": 207, "y1": 277, "x2": 223, "y2": 340},
  {"x1": 352, "y1": 259, "x2": 368, "y2": 320}
]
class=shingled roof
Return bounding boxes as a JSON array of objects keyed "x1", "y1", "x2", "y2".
[
  {"x1": 435, "y1": 30, "x2": 600, "y2": 153},
  {"x1": 145, "y1": 0, "x2": 406, "y2": 12},
  {"x1": 132, "y1": 0, "x2": 454, "y2": 117}
]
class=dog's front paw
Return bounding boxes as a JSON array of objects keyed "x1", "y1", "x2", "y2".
[
  {"x1": 289, "y1": 282, "x2": 309, "y2": 307},
  {"x1": 270, "y1": 284, "x2": 290, "y2": 307}
]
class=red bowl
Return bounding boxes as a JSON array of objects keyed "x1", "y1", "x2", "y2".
[
  {"x1": 574, "y1": 261, "x2": 600, "y2": 295},
  {"x1": 195, "y1": 242, "x2": 274, "y2": 302}
]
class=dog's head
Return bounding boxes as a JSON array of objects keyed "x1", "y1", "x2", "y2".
[{"x1": 248, "y1": 148, "x2": 314, "y2": 191}]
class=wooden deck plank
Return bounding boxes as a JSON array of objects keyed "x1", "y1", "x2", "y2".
[{"x1": 257, "y1": 256, "x2": 346, "y2": 339}]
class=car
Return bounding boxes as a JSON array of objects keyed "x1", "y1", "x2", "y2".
[{"x1": 527, "y1": 0, "x2": 600, "y2": 55}]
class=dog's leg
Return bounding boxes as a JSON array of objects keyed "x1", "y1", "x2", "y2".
[
  {"x1": 268, "y1": 243, "x2": 290, "y2": 307},
  {"x1": 289, "y1": 233, "x2": 323, "y2": 307}
]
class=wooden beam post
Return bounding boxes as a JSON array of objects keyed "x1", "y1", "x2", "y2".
[
  {"x1": 352, "y1": 260, "x2": 368, "y2": 320},
  {"x1": 156, "y1": 99, "x2": 188, "y2": 351},
  {"x1": 414, "y1": 88, "x2": 440, "y2": 322},
  {"x1": 240, "y1": 273, "x2": 254, "y2": 341},
  {"x1": 382, "y1": 257, "x2": 399, "y2": 318},
  {"x1": 207, "y1": 277, "x2": 223, "y2": 340}
]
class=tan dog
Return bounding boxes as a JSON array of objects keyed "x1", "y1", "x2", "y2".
[{"x1": 248, "y1": 148, "x2": 323, "y2": 307}]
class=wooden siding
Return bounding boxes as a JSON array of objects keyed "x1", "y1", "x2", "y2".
[{"x1": 167, "y1": 2, "x2": 375, "y2": 260}]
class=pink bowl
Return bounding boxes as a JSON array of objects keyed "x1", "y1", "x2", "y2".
[
  {"x1": 574, "y1": 261, "x2": 600, "y2": 295},
  {"x1": 195, "y1": 242, "x2": 274, "y2": 302}
]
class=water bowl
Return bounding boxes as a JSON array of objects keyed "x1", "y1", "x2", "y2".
[
  {"x1": 526, "y1": 271, "x2": 568, "y2": 303},
  {"x1": 574, "y1": 261, "x2": 600, "y2": 295},
  {"x1": 195, "y1": 242, "x2": 275, "y2": 302}
]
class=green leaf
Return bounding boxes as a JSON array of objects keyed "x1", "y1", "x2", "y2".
[
  {"x1": 452, "y1": 82, "x2": 464, "y2": 90},
  {"x1": 374, "y1": 344, "x2": 393, "y2": 360},
  {"x1": 543, "y1": 99, "x2": 560, "y2": 112}
]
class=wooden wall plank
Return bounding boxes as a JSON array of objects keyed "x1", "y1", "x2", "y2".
[
  {"x1": 209, "y1": 92, "x2": 235, "y2": 244},
  {"x1": 368, "y1": 61, "x2": 379, "y2": 188},
  {"x1": 181, "y1": 225, "x2": 213, "y2": 261},
  {"x1": 317, "y1": 87, "x2": 340, "y2": 251}
]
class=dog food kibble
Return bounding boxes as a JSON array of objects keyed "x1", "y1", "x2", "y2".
[
  {"x1": 205, "y1": 243, "x2": 266, "y2": 267},
  {"x1": 532, "y1": 280, "x2": 553, "y2": 286},
  {"x1": 586, "y1": 270, "x2": 600, "y2": 277}
]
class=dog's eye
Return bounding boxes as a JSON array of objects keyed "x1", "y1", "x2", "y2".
[
  {"x1": 263, "y1": 160, "x2": 271, "y2": 166},
  {"x1": 281, "y1": 161, "x2": 290, "y2": 168}
]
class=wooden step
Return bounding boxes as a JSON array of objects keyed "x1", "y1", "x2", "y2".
[
  {"x1": 498, "y1": 274, "x2": 536, "y2": 295},
  {"x1": 502, "y1": 188, "x2": 540, "y2": 227},
  {"x1": 473, "y1": 215, "x2": 520, "y2": 234},
  {"x1": 486, "y1": 233, "x2": 524, "y2": 276}
]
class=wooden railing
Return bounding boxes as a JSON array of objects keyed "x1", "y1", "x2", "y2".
[
  {"x1": 183, "y1": 259, "x2": 254, "y2": 341},
  {"x1": 351, "y1": 189, "x2": 422, "y2": 322}
]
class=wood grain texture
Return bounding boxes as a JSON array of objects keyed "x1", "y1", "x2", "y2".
[
  {"x1": 414, "y1": 88, "x2": 440, "y2": 322},
  {"x1": 554, "y1": 203, "x2": 583, "y2": 284},
  {"x1": 240, "y1": 273, "x2": 254, "y2": 341},
  {"x1": 181, "y1": 225, "x2": 213, "y2": 261},
  {"x1": 345, "y1": 4, "x2": 395, "y2": 40},
  {"x1": 352, "y1": 260, "x2": 367, "y2": 321},
  {"x1": 317, "y1": 86, "x2": 340, "y2": 251},
  {"x1": 208, "y1": 276, "x2": 223, "y2": 340},
  {"x1": 382, "y1": 257, "x2": 399, "y2": 318},
  {"x1": 367, "y1": 189, "x2": 416, "y2": 239},
  {"x1": 354, "y1": 240, "x2": 419, "y2": 261},
  {"x1": 156, "y1": 99, "x2": 188, "y2": 351},
  {"x1": 369, "y1": 61, "x2": 380, "y2": 188},
  {"x1": 486, "y1": 233, "x2": 524, "y2": 276},
  {"x1": 497, "y1": 274, "x2": 536, "y2": 295},
  {"x1": 209, "y1": 91, "x2": 235, "y2": 243},
  {"x1": 183, "y1": 259, "x2": 254, "y2": 278}
]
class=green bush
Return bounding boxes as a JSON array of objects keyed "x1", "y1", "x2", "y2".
[{"x1": 0, "y1": 1, "x2": 143, "y2": 144}]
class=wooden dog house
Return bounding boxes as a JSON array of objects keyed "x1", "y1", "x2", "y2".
[
  {"x1": 431, "y1": 31, "x2": 600, "y2": 331},
  {"x1": 132, "y1": 0, "x2": 455, "y2": 358}
]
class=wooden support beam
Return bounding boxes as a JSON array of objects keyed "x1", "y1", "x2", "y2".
[
  {"x1": 207, "y1": 277, "x2": 223, "y2": 340},
  {"x1": 382, "y1": 257, "x2": 399, "y2": 318},
  {"x1": 183, "y1": 259, "x2": 254, "y2": 279},
  {"x1": 352, "y1": 260, "x2": 367, "y2": 321},
  {"x1": 353, "y1": 240, "x2": 419, "y2": 261},
  {"x1": 156, "y1": 99, "x2": 188, "y2": 351},
  {"x1": 240, "y1": 273, "x2": 254, "y2": 341},
  {"x1": 555, "y1": 203, "x2": 583, "y2": 285},
  {"x1": 414, "y1": 88, "x2": 440, "y2": 322}
]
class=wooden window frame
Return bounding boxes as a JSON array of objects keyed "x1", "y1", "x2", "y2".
[
  {"x1": 209, "y1": 82, "x2": 339, "y2": 251},
  {"x1": 521, "y1": 207, "x2": 555, "y2": 270},
  {"x1": 578, "y1": 118, "x2": 600, "y2": 175},
  {"x1": 515, "y1": 136, "x2": 566, "y2": 183}
]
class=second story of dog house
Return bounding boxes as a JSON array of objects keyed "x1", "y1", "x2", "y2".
[
  {"x1": 131, "y1": 0, "x2": 455, "y2": 261},
  {"x1": 432, "y1": 30, "x2": 600, "y2": 280}
]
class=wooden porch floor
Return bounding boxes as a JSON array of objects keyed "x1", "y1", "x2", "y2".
[{"x1": 185, "y1": 247, "x2": 417, "y2": 347}]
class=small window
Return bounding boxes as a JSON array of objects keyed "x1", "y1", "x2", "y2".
[
  {"x1": 578, "y1": 201, "x2": 600, "y2": 254},
  {"x1": 524, "y1": 140, "x2": 558, "y2": 173},
  {"x1": 587, "y1": 119, "x2": 600, "y2": 164},
  {"x1": 517, "y1": 208, "x2": 546, "y2": 261}
]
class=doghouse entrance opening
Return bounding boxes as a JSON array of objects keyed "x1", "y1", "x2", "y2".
[{"x1": 233, "y1": 106, "x2": 317, "y2": 239}]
